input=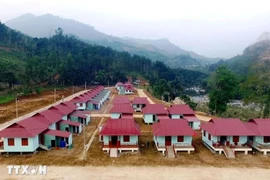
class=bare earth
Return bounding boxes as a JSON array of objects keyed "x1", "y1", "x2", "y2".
[
  {"x1": 0, "y1": 166, "x2": 270, "y2": 180},
  {"x1": 1, "y1": 88, "x2": 270, "y2": 179}
]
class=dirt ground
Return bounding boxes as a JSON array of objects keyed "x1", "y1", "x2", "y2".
[
  {"x1": 1, "y1": 87, "x2": 270, "y2": 176},
  {"x1": 1, "y1": 166, "x2": 270, "y2": 180},
  {"x1": 0, "y1": 87, "x2": 84, "y2": 124}
]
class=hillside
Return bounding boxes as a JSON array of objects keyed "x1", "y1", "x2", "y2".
[
  {"x1": 209, "y1": 40, "x2": 270, "y2": 75},
  {"x1": 5, "y1": 13, "x2": 219, "y2": 68},
  {"x1": 0, "y1": 23, "x2": 207, "y2": 99}
]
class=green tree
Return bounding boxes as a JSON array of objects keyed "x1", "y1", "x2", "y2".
[
  {"x1": 241, "y1": 62, "x2": 270, "y2": 118},
  {"x1": 208, "y1": 66, "x2": 238, "y2": 115}
]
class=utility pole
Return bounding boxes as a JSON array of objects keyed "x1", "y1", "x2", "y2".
[
  {"x1": 107, "y1": 80, "x2": 109, "y2": 87},
  {"x1": 62, "y1": 95, "x2": 64, "y2": 103},
  {"x1": 15, "y1": 96, "x2": 18, "y2": 118},
  {"x1": 54, "y1": 88, "x2": 56, "y2": 102},
  {"x1": 85, "y1": 82, "x2": 87, "y2": 90},
  {"x1": 83, "y1": 124, "x2": 86, "y2": 160},
  {"x1": 72, "y1": 86, "x2": 75, "y2": 94}
]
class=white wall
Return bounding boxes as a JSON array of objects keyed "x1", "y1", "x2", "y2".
[
  {"x1": 4, "y1": 135, "x2": 39, "y2": 152},
  {"x1": 111, "y1": 113, "x2": 121, "y2": 119}
]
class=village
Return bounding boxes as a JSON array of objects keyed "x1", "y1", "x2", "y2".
[{"x1": 0, "y1": 82, "x2": 270, "y2": 169}]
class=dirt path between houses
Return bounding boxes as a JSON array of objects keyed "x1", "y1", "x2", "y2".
[
  {"x1": 137, "y1": 89, "x2": 155, "y2": 104},
  {"x1": 1, "y1": 165, "x2": 270, "y2": 180}
]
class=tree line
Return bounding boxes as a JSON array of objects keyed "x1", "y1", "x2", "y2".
[{"x1": 0, "y1": 23, "x2": 207, "y2": 100}]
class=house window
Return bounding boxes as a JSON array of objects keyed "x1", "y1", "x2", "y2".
[
  {"x1": 203, "y1": 130, "x2": 206, "y2": 137},
  {"x1": 137, "y1": 104, "x2": 140, "y2": 108},
  {"x1": 100, "y1": 136, "x2": 103, "y2": 141},
  {"x1": 123, "y1": 136, "x2": 130, "y2": 142},
  {"x1": 177, "y1": 136, "x2": 184, "y2": 142},
  {"x1": 8, "y1": 138, "x2": 14, "y2": 146},
  {"x1": 233, "y1": 136, "x2": 239, "y2": 142},
  {"x1": 264, "y1": 136, "x2": 270, "y2": 143},
  {"x1": 21, "y1": 138, "x2": 28, "y2": 146},
  {"x1": 208, "y1": 133, "x2": 211, "y2": 141}
]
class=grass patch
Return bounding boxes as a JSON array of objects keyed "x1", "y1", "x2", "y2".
[{"x1": 0, "y1": 94, "x2": 15, "y2": 104}]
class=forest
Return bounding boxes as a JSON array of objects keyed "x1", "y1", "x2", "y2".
[{"x1": 0, "y1": 22, "x2": 207, "y2": 102}]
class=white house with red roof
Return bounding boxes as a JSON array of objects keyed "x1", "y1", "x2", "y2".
[
  {"x1": 201, "y1": 118, "x2": 252, "y2": 157},
  {"x1": 117, "y1": 82, "x2": 134, "y2": 95},
  {"x1": 99, "y1": 118, "x2": 141, "y2": 156},
  {"x1": 110, "y1": 104, "x2": 134, "y2": 119},
  {"x1": 0, "y1": 118, "x2": 48, "y2": 153},
  {"x1": 112, "y1": 96, "x2": 131, "y2": 104},
  {"x1": 245, "y1": 118, "x2": 270, "y2": 155},
  {"x1": 152, "y1": 119, "x2": 195, "y2": 155},
  {"x1": 132, "y1": 97, "x2": 149, "y2": 112},
  {"x1": 142, "y1": 104, "x2": 168, "y2": 124},
  {"x1": 167, "y1": 104, "x2": 200, "y2": 130}
]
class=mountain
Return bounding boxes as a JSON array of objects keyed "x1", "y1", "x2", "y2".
[
  {"x1": 209, "y1": 39, "x2": 270, "y2": 75},
  {"x1": 257, "y1": 32, "x2": 270, "y2": 42},
  {"x1": 122, "y1": 37, "x2": 221, "y2": 64},
  {"x1": 5, "y1": 13, "x2": 219, "y2": 68}
]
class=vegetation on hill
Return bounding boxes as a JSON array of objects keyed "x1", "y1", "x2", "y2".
[
  {"x1": 208, "y1": 40, "x2": 270, "y2": 117},
  {"x1": 5, "y1": 13, "x2": 219, "y2": 69},
  {"x1": 0, "y1": 22, "x2": 207, "y2": 103}
]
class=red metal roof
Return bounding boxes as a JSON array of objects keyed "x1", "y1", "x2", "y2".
[
  {"x1": 110, "y1": 104, "x2": 134, "y2": 113},
  {"x1": 121, "y1": 114, "x2": 134, "y2": 119},
  {"x1": 167, "y1": 104, "x2": 195, "y2": 115},
  {"x1": 71, "y1": 112, "x2": 87, "y2": 118},
  {"x1": 39, "y1": 110, "x2": 62, "y2": 124},
  {"x1": 100, "y1": 118, "x2": 141, "y2": 136},
  {"x1": 53, "y1": 104, "x2": 74, "y2": 115},
  {"x1": 0, "y1": 126, "x2": 47, "y2": 138},
  {"x1": 201, "y1": 118, "x2": 251, "y2": 136},
  {"x1": 112, "y1": 97, "x2": 131, "y2": 104},
  {"x1": 184, "y1": 115, "x2": 200, "y2": 122},
  {"x1": 43, "y1": 129, "x2": 71, "y2": 138},
  {"x1": 132, "y1": 97, "x2": 149, "y2": 105},
  {"x1": 61, "y1": 102, "x2": 77, "y2": 111},
  {"x1": 142, "y1": 104, "x2": 168, "y2": 114},
  {"x1": 26, "y1": 114, "x2": 52, "y2": 126},
  {"x1": 115, "y1": 82, "x2": 123, "y2": 86},
  {"x1": 245, "y1": 119, "x2": 270, "y2": 136},
  {"x1": 152, "y1": 119, "x2": 194, "y2": 136},
  {"x1": 157, "y1": 115, "x2": 170, "y2": 120},
  {"x1": 59, "y1": 120, "x2": 81, "y2": 127}
]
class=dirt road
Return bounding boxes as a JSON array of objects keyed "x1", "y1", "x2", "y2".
[
  {"x1": 137, "y1": 89, "x2": 154, "y2": 104},
  {"x1": 1, "y1": 166, "x2": 269, "y2": 180}
]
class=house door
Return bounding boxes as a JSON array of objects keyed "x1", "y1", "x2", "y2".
[
  {"x1": 73, "y1": 126, "x2": 76, "y2": 133},
  {"x1": 165, "y1": 136, "x2": 171, "y2": 146},
  {"x1": 111, "y1": 136, "x2": 118, "y2": 146},
  {"x1": 66, "y1": 127, "x2": 69, "y2": 132},
  {"x1": 220, "y1": 136, "x2": 227, "y2": 144},
  {"x1": 248, "y1": 136, "x2": 254, "y2": 142},
  {"x1": 39, "y1": 134, "x2": 44, "y2": 145},
  {"x1": 51, "y1": 140, "x2": 56, "y2": 148}
]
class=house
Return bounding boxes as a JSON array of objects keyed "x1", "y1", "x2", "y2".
[
  {"x1": 123, "y1": 83, "x2": 134, "y2": 95},
  {"x1": 110, "y1": 104, "x2": 134, "y2": 119},
  {"x1": 201, "y1": 118, "x2": 252, "y2": 157},
  {"x1": 70, "y1": 111, "x2": 90, "y2": 125},
  {"x1": 132, "y1": 97, "x2": 149, "y2": 112},
  {"x1": 112, "y1": 97, "x2": 131, "y2": 104},
  {"x1": 115, "y1": 82, "x2": 123, "y2": 90},
  {"x1": 245, "y1": 119, "x2": 270, "y2": 155},
  {"x1": 167, "y1": 104, "x2": 200, "y2": 130},
  {"x1": 0, "y1": 118, "x2": 47, "y2": 153},
  {"x1": 152, "y1": 119, "x2": 195, "y2": 155},
  {"x1": 99, "y1": 118, "x2": 141, "y2": 156},
  {"x1": 142, "y1": 104, "x2": 168, "y2": 124},
  {"x1": 70, "y1": 96, "x2": 89, "y2": 111}
]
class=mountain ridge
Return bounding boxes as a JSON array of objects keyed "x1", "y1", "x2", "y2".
[{"x1": 5, "y1": 13, "x2": 220, "y2": 68}]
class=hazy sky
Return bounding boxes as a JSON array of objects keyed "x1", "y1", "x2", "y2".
[{"x1": 1, "y1": 0, "x2": 270, "y2": 58}]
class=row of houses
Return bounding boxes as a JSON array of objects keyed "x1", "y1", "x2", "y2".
[
  {"x1": 0, "y1": 86, "x2": 110, "y2": 154},
  {"x1": 99, "y1": 97, "x2": 197, "y2": 157},
  {"x1": 201, "y1": 118, "x2": 270, "y2": 157},
  {"x1": 115, "y1": 82, "x2": 135, "y2": 95}
]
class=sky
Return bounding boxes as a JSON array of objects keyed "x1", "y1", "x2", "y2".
[{"x1": 1, "y1": 0, "x2": 270, "y2": 58}]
